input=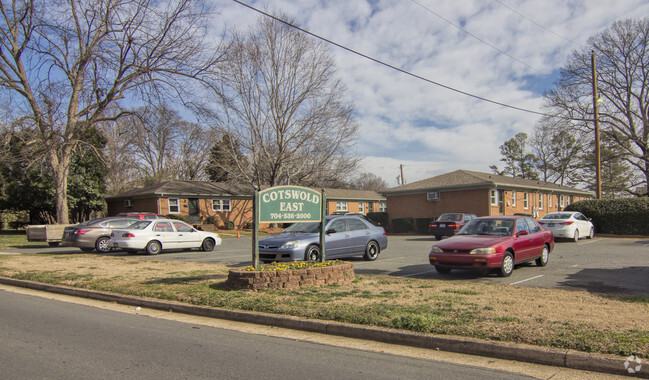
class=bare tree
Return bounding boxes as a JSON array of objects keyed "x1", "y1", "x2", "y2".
[
  {"x1": 350, "y1": 172, "x2": 388, "y2": 191},
  {"x1": 214, "y1": 15, "x2": 359, "y2": 189},
  {"x1": 544, "y1": 18, "x2": 649, "y2": 195},
  {"x1": 0, "y1": 0, "x2": 226, "y2": 223},
  {"x1": 530, "y1": 117, "x2": 586, "y2": 186}
]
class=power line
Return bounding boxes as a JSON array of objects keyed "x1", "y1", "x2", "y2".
[
  {"x1": 494, "y1": 0, "x2": 581, "y2": 47},
  {"x1": 409, "y1": 0, "x2": 544, "y2": 74},
  {"x1": 231, "y1": 0, "x2": 552, "y2": 117}
]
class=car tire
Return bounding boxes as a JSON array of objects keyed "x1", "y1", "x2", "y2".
[
  {"x1": 434, "y1": 235, "x2": 442, "y2": 241},
  {"x1": 305, "y1": 245, "x2": 320, "y2": 261},
  {"x1": 80, "y1": 247, "x2": 94, "y2": 252},
  {"x1": 364, "y1": 241, "x2": 379, "y2": 261},
  {"x1": 587, "y1": 227, "x2": 594, "y2": 239},
  {"x1": 95, "y1": 237, "x2": 111, "y2": 253},
  {"x1": 572, "y1": 229, "x2": 579, "y2": 242},
  {"x1": 201, "y1": 238, "x2": 215, "y2": 252},
  {"x1": 435, "y1": 265, "x2": 452, "y2": 274},
  {"x1": 146, "y1": 241, "x2": 162, "y2": 255},
  {"x1": 536, "y1": 245, "x2": 549, "y2": 267},
  {"x1": 498, "y1": 252, "x2": 514, "y2": 277}
]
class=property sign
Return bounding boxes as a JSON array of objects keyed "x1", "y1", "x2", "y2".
[{"x1": 258, "y1": 186, "x2": 322, "y2": 223}]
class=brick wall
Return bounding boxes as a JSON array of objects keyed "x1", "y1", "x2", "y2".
[
  {"x1": 387, "y1": 189, "x2": 490, "y2": 220},
  {"x1": 226, "y1": 262, "x2": 355, "y2": 290}
]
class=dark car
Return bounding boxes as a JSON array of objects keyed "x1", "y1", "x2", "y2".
[
  {"x1": 429, "y1": 213, "x2": 477, "y2": 240},
  {"x1": 428, "y1": 216, "x2": 554, "y2": 277},
  {"x1": 258, "y1": 215, "x2": 388, "y2": 262},
  {"x1": 62, "y1": 217, "x2": 140, "y2": 253}
]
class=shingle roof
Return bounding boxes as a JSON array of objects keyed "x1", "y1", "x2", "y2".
[
  {"x1": 382, "y1": 170, "x2": 593, "y2": 196},
  {"x1": 106, "y1": 181, "x2": 385, "y2": 201}
]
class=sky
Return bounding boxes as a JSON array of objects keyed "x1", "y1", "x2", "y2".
[{"x1": 211, "y1": 0, "x2": 649, "y2": 188}]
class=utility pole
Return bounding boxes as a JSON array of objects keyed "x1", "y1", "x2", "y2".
[
  {"x1": 400, "y1": 164, "x2": 405, "y2": 186},
  {"x1": 591, "y1": 51, "x2": 602, "y2": 199}
]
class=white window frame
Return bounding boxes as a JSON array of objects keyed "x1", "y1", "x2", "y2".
[
  {"x1": 336, "y1": 201, "x2": 348, "y2": 212},
  {"x1": 379, "y1": 201, "x2": 387, "y2": 212},
  {"x1": 124, "y1": 199, "x2": 133, "y2": 207},
  {"x1": 427, "y1": 192, "x2": 440, "y2": 201},
  {"x1": 168, "y1": 198, "x2": 180, "y2": 213},
  {"x1": 490, "y1": 190, "x2": 498, "y2": 206},
  {"x1": 212, "y1": 199, "x2": 231, "y2": 212},
  {"x1": 511, "y1": 191, "x2": 516, "y2": 207},
  {"x1": 548, "y1": 194, "x2": 553, "y2": 208},
  {"x1": 358, "y1": 202, "x2": 365, "y2": 214},
  {"x1": 560, "y1": 195, "x2": 565, "y2": 208},
  {"x1": 523, "y1": 193, "x2": 529, "y2": 210},
  {"x1": 538, "y1": 193, "x2": 544, "y2": 209}
]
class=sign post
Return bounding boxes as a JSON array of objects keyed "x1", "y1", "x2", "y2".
[{"x1": 253, "y1": 186, "x2": 325, "y2": 269}]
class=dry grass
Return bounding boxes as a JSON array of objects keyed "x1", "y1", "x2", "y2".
[{"x1": 1, "y1": 253, "x2": 647, "y2": 357}]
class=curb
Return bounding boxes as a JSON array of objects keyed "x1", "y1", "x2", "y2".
[{"x1": 0, "y1": 277, "x2": 645, "y2": 378}]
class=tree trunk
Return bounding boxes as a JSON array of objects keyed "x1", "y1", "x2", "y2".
[{"x1": 50, "y1": 151, "x2": 71, "y2": 224}]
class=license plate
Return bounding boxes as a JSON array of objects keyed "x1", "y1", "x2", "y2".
[
  {"x1": 548, "y1": 223, "x2": 555, "y2": 227},
  {"x1": 439, "y1": 223, "x2": 446, "y2": 228}
]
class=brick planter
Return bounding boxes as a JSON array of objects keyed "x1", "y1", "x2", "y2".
[{"x1": 226, "y1": 262, "x2": 355, "y2": 290}]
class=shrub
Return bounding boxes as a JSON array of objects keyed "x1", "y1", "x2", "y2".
[
  {"x1": 166, "y1": 214, "x2": 192, "y2": 223},
  {"x1": 415, "y1": 218, "x2": 433, "y2": 234},
  {"x1": 565, "y1": 198, "x2": 649, "y2": 235},
  {"x1": 224, "y1": 221, "x2": 235, "y2": 230},
  {"x1": 391, "y1": 217, "x2": 414, "y2": 233},
  {"x1": 366, "y1": 212, "x2": 388, "y2": 227},
  {"x1": 204, "y1": 215, "x2": 219, "y2": 226}
]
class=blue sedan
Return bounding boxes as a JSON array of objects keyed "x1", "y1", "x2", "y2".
[{"x1": 259, "y1": 215, "x2": 388, "y2": 262}]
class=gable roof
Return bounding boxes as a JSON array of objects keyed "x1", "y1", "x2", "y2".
[
  {"x1": 382, "y1": 170, "x2": 593, "y2": 196},
  {"x1": 106, "y1": 180, "x2": 385, "y2": 201}
]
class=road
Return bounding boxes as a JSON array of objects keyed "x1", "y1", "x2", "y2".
[
  {"x1": 0, "y1": 289, "x2": 533, "y2": 380},
  {"x1": 4, "y1": 235, "x2": 649, "y2": 294}
]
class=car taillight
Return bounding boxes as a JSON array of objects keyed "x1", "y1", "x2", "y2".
[
  {"x1": 560, "y1": 221, "x2": 574, "y2": 225},
  {"x1": 74, "y1": 229, "x2": 91, "y2": 235},
  {"x1": 430, "y1": 223, "x2": 438, "y2": 228},
  {"x1": 122, "y1": 232, "x2": 135, "y2": 238},
  {"x1": 449, "y1": 222, "x2": 459, "y2": 229}
]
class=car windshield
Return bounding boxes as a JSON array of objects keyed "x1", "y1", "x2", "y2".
[
  {"x1": 438, "y1": 214, "x2": 462, "y2": 222},
  {"x1": 458, "y1": 219, "x2": 514, "y2": 236},
  {"x1": 541, "y1": 213, "x2": 572, "y2": 220},
  {"x1": 283, "y1": 222, "x2": 320, "y2": 233},
  {"x1": 127, "y1": 221, "x2": 152, "y2": 230}
]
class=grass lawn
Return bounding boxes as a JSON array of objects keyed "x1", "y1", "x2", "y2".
[{"x1": 0, "y1": 252, "x2": 648, "y2": 358}]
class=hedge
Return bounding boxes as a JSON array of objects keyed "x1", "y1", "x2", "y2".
[
  {"x1": 391, "y1": 217, "x2": 414, "y2": 233},
  {"x1": 366, "y1": 212, "x2": 388, "y2": 228},
  {"x1": 415, "y1": 218, "x2": 433, "y2": 234},
  {"x1": 564, "y1": 198, "x2": 649, "y2": 235}
]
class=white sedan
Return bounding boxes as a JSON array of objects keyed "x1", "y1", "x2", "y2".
[
  {"x1": 538, "y1": 211, "x2": 594, "y2": 242},
  {"x1": 109, "y1": 219, "x2": 222, "y2": 255}
]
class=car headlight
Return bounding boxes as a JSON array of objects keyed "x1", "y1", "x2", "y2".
[
  {"x1": 280, "y1": 241, "x2": 299, "y2": 249},
  {"x1": 470, "y1": 247, "x2": 496, "y2": 255},
  {"x1": 430, "y1": 246, "x2": 443, "y2": 254}
]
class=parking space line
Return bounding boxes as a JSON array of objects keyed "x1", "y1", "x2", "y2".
[
  {"x1": 401, "y1": 270, "x2": 436, "y2": 277},
  {"x1": 510, "y1": 275, "x2": 544, "y2": 285}
]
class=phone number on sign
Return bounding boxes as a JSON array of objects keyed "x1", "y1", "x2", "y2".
[{"x1": 269, "y1": 213, "x2": 312, "y2": 220}]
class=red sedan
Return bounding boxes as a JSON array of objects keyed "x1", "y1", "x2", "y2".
[{"x1": 428, "y1": 216, "x2": 554, "y2": 277}]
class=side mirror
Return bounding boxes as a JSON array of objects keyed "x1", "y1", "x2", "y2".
[
  {"x1": 326, "y1": 228, "x2": 337, "y2": 234},
  {"x1": 517, "y1": 230, "x2": 529, "y2": 237}
]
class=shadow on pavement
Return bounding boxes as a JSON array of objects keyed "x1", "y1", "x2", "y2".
[{"x1": 557, "y1": 266, "x2": 649, "y2": 294}]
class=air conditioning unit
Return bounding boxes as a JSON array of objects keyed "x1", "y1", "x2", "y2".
[
  {"x1": 427, "y1": 192, "x2": 440, "y2": 201},
  {"x1": 124, "y1": 199, "x2": 133, "y2": 207}
]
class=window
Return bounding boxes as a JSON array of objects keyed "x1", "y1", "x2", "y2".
[
  {"x1": 368, "y1": 202, "x2": 374, "y2": 212},
  {"x1": 154, "y1": 221, "x2": 173, "y2": 232},
  {"x1": 511, "y1": 191, "x2": 516, "y2": 207},
  {"x1": 379, "y1": 202, "x2": 387, "y2": 212},
  {"x1": 516, "y1": 219, "x2": 529, "y2": 234},
  {"x1": 328, "y1": 219, "x2": 347, "y2": 232},
  {"x1": 524, "y1": 218, "x2": 542, "y2": 233},
  {"x1": 559, "y1": 195, "x2": 565, "y2": 208},
  {"x1": 548, "y1": 194, "x2": 553, "y2": 208},
  {"x1": 358, "y1": 202, "x2": 365, "y2": 214},
  {"x1": 523, "y1": 193, "x2": 529, "y2": 209},
  {"x1": 538, "y1": 193, "x2": 544, "y2": 209},
  {"x1": 490, "y1": 190, "x2": 498, "y2": 206},
  {"x1": 124, "y1": 199, "x2": 133, "y2": 207},
  {"x1": 168, "y1": 198, "x2": 179, "y2": 213},
  {"x1": 427, "y1": 192, "x2": 440, "y2": 201},
  {"x1": 347, "y1": 219, "x2": 368, "y2": 231},
  {"x1": 212, "y1": 199, "x2": 231, "y2": 211},
  {"x1": 336, "y1": 201, "x2": 348, "y2": 212},
  {"x1": 173, "y1": 221, "x2": 193, "y2": 232}
]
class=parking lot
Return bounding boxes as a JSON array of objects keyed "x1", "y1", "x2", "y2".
[{"x1": 4, "y1": 235, "x2": 649, "y2": 294}]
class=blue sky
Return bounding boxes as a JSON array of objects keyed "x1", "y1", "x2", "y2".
[{"x1": 213, "y1": 0, "x2": 649, "y2": 187}]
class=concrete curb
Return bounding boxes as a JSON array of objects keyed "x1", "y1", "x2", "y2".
[{"x1": 1, "y1": 277, "x2": 645, "y2": 378}]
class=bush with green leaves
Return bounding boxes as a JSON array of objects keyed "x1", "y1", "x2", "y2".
[
  {"x1": 366, "y1": 212, "x2": 388, "y2": 227},
  {"x1": 391, "y1": 217, "x2": 414, "y2": 233},
  {"x1": 565, "y1": 198, "x2": 649, "y2": 235},
  {"x1": 166, "y1": 214, "x2": 193, "y2": 223}
]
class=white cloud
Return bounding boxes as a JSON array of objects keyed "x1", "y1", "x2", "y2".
[{"x1": 212, "y1": 0, "x2": 648, "y2": 184}]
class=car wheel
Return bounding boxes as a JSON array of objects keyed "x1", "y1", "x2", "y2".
[
  {"x1": 587, "y1": 227, "x2": 594, "y2": 239},
  {"x1": 434, "y1": 235, "x2": 442, "y2": 241},
  {"x1": 435, "y1": 265, "x2": 451, "y2": 274},
  {"x1": 536, "y1": 245, "x2": 549, "y2": 267},
  {"x1": 499, "y1": 252, "x2": 514, "y2": 277},
  {"x1": 145, "y1": 241, "x2": 162, "y2": 255},
  {"x1": 572, "y1": 229, "x2": 579, "y2": 242},
  {"x1": 364, "y1": 241, "x2": 379, "y2": 261},
  {"x1": 80, "y1": 247, "x2": 94, "y2": 252},
  {"x1": 95, "y1": 237, "x2": 111, "y2": 253},
  {"x1": 201, "y1": 238, "x2": 215, "y2": 252},
  {"x1": 305, "y1": 245, "x2": 320, "y2": 261}
]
